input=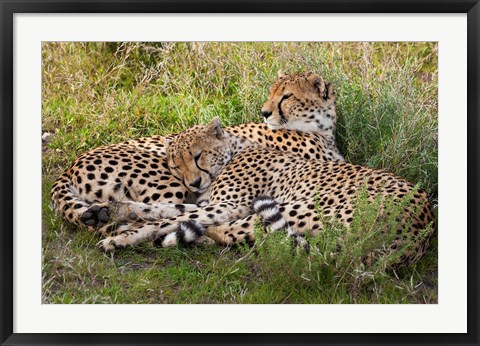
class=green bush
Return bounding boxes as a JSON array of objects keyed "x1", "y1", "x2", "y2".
[{"x1": 241, "y1": 186, "x2": 435, "y2": 304}]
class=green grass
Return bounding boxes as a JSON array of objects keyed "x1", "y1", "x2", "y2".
[{"x1": 42, "y1": 42, "x2": 438, "y2": 304}]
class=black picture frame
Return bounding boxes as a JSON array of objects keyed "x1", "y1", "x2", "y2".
[{"x1": 1, "y1": 1, "x2": 479, "y2": 345}]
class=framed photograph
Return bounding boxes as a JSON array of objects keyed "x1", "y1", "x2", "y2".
[{"x1": 1, "y1": 1, "x2": 479, "y2": 345}]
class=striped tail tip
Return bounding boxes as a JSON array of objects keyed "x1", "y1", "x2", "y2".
[
  {"x1": 251, "y1": 195, "x2": 290, "y2": 232},
  {"x1": 155, "y1": 221, "x2": 205, "y2": 248}
]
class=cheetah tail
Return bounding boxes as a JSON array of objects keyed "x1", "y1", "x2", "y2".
[
  {"x1": 251, "y1": 195, "x2": 310, "y2": 253},
  {"x1": 50, "y1": 172, "x2": 103, "y2": 229},
  {"x1": 153, "y1": 220, "x2": 206, "y2": 248}
]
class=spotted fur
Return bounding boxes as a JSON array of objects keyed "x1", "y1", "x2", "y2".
[
  {"x1": 51, "y1": 72, "x2": 343, "y2": 235},
  {"x1": 98, "y1": 118, "x2": 434, "y2": 267}
]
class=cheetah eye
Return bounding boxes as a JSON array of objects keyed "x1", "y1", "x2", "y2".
[
  {"x1": 281, "y1": 93, "x2": 293, "y2": 100},
  {"x1": 279, "y1": 93, "x2": 293, "y2": 106},
  {"x1": 194, "y1": 152, "x2": 202, "y2": 162}
]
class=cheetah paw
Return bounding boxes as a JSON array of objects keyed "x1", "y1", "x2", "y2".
[
  {"x1": 97, "y1": 235, "x2": 130, "y2": 252},
  {"x1": 291, "y1": 233, "x2": 310, "y2": 254},
  {"x1": 80, "y1": 204, "x2": 111, "y2": 227},
  {"x1": 97, "y1": 238, "x2": 117, "y2": 252},
  {"x1": 194, "y1": 235, "x2": 216, "y2": 246}
]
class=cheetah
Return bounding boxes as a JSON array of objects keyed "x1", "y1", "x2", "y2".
[
  {"x1": 262, "y1": 70, "x2": 342, "y2": 160},
  {"x1": 98, "y1": 117, "x2": 434, "y2": 267},
  {"x1": 51, "y1": 72, "x2": 343, "y2": 234}
]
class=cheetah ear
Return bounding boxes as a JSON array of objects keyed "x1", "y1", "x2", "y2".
[
  {"x1": 277, "y1": 70, "x2": 286, "y2": 78},
  {"x1": 205, "y1": 116, "x2": 224, "y2": 139},
  {"x1": 164, "y1": 137, "x2": 172, "y2": 150},
  {"x1": 324, "y1": 81, "x2": 335, "y2": 101},
  {"x1": 307, "y1": 73, "x2": 326, "y2": 97}
]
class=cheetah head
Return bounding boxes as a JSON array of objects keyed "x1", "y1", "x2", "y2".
[
  {"x1": 166, "y1": 118, "x2": 232, "y2": 193},
  {"x1": 261, "y1": 71, "x2": 337, "y2": 134}
]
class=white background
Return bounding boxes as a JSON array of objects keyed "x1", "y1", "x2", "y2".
[{"x1": 14, "y1": 14, "x2": 467, "y2": 333}]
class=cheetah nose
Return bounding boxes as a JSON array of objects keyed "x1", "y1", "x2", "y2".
[
  {"x1": 261, "y1": 109, "x2": 272, "y2": 119},
  {"x1": 189, "y1": 177, "x2": 202, "y2": 189}
]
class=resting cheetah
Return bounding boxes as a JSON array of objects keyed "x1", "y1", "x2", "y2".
[
  {"x1": 51, "y1": 72, "x2": 343, "y2": 234},
  {"x1": 99, "y1": 117, "x2": 434, "y2": 267}
]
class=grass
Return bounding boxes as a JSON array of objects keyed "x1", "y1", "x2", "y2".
[{"x1": 42, "y1": 42, "x2": 438, "y2": 304}]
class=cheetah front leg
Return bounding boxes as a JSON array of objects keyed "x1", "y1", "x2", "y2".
[
  {"x1": 97, "y1": 201, "x2": 252, "y2": 251},
  {"x1": 146, "y1": 196, "x2": 313, "y2": 251},
  {"x1": 81, "y1": 200, "x2": 200, "y2": 226}
]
